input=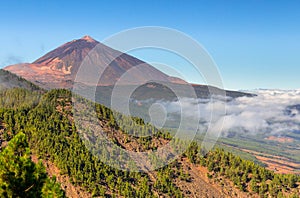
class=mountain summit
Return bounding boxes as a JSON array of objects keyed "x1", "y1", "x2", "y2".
[
  {"x1": 32, "y1": 35, "x2": 99, "y2": 76},
  {"x1": 81, "y1": 35, "x2": 97, "y2": 42},
  {"x1": 4, "y1": 36, "x2": 99, "y2": 89},
  {"x1": 5, "y1": 36, "x2": 176, "y2": 89}
]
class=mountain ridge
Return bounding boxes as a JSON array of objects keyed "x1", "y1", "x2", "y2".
[{"x1": 0, "y1": 69, "x2": 41, "y2": 91}]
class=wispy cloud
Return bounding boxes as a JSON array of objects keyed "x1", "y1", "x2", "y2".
[{"x1": 0, "y1": 55, "x2": 24, "y2": 68}]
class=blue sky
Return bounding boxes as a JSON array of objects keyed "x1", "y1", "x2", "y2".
[{"x1": 0, "y1": 0, "x2": 300, "y2": 90}]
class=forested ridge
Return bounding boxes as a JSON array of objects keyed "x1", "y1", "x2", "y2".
[
  {"x1": 0, "y1": 88, "x2": 299, "y2": 197},
  {"x1": 0, "y1": 70, "x2": 41, "y2": 92},
  {"x1": 186, "y1": 142, "x2": 300, "y2": 197}
]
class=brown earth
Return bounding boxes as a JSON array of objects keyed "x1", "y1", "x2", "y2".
[
  {"x1": 31, "y1": 155, "x2": 94, "y2": 198},
  {"x1": 241, "y1": 148, "x2": 300, "y2": 174},
  {"x1": 176, "y1": 158, "x2": 258, "y2": 198},
  {"x1": 220, "y1": 142, "x2": 300, "y2": 175},
  {"x1": 265, "y1": 136, "x2": 294, "y2": 143}
]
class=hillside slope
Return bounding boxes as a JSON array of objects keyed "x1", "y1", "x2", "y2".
[
  {"x1": 0, "y1": 89, "x2": 298, "y2": 197},
  {"x1": 0, "y1": 69, "x2": 41, "y2": 91}
]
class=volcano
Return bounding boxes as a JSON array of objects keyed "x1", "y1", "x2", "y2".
[
  {"x1": 4, "y1": 35, "x2": 254, "y2": 98},
  {"x1": 4, "y1": 35, "x2": 180, "y2": 89}
]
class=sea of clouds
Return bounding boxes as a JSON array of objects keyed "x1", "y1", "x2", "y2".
[{"x1": 155, "y1": 89, "x2": 300, "y2": 137}]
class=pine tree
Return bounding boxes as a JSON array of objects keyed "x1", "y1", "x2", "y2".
[{"x1": 0, "y1": 132, "x2": 65, "y2": 197}]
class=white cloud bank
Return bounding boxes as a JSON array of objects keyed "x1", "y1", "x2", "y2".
[{"x1": 159, "y1": 89, "x2": 300, "y2": 137}]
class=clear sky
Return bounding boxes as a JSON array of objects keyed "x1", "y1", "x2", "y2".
[{"x1": 1, "y1": 0, "x2": 300, "y2": 90}]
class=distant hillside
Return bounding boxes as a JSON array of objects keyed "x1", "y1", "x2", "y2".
[{"x1": 0, "y1": 69, "x2": 41, "y2": 91}]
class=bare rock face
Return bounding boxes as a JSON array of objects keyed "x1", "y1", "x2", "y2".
[{"x1": 4, "y1": 35, "x2": 173, "y2": 89}]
